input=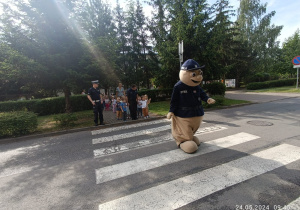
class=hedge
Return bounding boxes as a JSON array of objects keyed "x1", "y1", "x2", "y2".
[
  {"x1": 246, "y1": 79, "x2": 297, "y2": 90},
  {"x1": 202, "y1": 82, "x2": 226, "y2": 96},
  {"x1": 0, "y1": 111, "x2": 38, "y2": 138},
  {"x1": 138, "y1": 88, "x2": 173, "y2": 102},
  {"x1": 0, "y1": 95, "x2": 92, "y2": 116}
]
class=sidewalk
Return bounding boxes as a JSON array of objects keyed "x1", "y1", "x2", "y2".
[{"x1": 225, "y1": 90, "x2": 300, "y2": 103}]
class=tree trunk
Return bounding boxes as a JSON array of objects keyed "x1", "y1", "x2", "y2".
[{"x1": 64, "y1": 87, "x2": 72, "y2": 113}]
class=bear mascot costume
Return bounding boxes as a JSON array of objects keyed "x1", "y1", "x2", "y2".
[{"x1": 167, "y1": 59, "x2": 215, "y2": 154}]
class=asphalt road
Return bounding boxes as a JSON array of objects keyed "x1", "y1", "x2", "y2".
[{"x1": 1, "y1": 92, "x2": 300, "y2": 210}]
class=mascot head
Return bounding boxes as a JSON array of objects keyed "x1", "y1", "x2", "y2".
[{"x1": 179, "y1": 59, "x2": 205, "y2": 87}]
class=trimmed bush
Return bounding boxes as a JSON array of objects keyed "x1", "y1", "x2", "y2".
[
  {"x1": 53, "y1": 113, "x2": 78, "y2": 127},
  {"x1": 0, "y1": 111, "x2": 38, "y2": 138},
  {"x1": 202, "y1": 82, "x2": 226, "y2": 96},
  {"x1": 203, "y1": 95, "x2": 225, "y2": 109},
  {"x1": 246, "y1": 79, "x2": 297, "y2": 90},
  {"x1": 138, "y1": 88, "x2": 173, "y2": 102},
  {"x1": 0, "y1": 95, "x2": 91, "y2": 116}
]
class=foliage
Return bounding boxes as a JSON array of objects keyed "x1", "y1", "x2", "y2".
[
  {"x1": 202, "y1": 95, "x2": 225, "y2": 108},
  {"x1": 236, "y1": 0, "x2": 282, "y2": 77},
  {"x1": 53, "y1": 113, "x2": 78, "y2": 127},
  {"x1": 202, "y1": 82, "x2": 226, "y2": 96},
  {"x1": 0, "y1": 95, "x2": 92, "y2": 116},
  {"x1": 138, "y1": 88, "x2": 173, "y2": 102},
  {"x1": 0, "y1": 111, "x2": 37, "y2": 138},
  {"x1": 246, "y1": 79, "x2": 297, "y2": 90}
]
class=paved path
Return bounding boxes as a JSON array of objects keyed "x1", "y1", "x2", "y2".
[{"x1": 225, "y1": 90, "x2": 300, "y2": 103}]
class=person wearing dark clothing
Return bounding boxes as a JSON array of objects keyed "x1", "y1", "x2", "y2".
[
  {"x1": 126, "y1": 84, "x2": 138, "y2": 120},
  {"x1": 87, "y1": 80, "x2": 104, "y2": 126}
]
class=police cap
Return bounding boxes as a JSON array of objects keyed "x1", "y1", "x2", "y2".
[
  {"x1": 92, "y1": 80, "x2": 99, "y2": 84},
  {"x1": 181, "y1": 59, "x2": 205, "y2": 71}
]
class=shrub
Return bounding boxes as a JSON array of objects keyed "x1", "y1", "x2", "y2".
[
  {"x1": 203, "y1": 95, "x2": 225, "y2": 109},
  {"x1": 0, "y1": 111, "x2": 38, "y2": 138},
  {"x1": 246, "y1": 79, "x2": 297, "y2": 90},
  {"x1": 202, "y1": 82, "x2": 226, "y2": 96},
  {"x1": 138, "y1": 88, "x2": 173, "y2": 102},
  {"x1": 53, "y1": 113, "x2": 78, "y2": 127},
  {"x1": 0, "y1": 95, "x2": 91, "y2": 116}
]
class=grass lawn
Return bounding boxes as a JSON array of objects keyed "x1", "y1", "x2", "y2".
[
  {"x1": 148, "y1": 97, "x2": 250, "y2": 116},
  {"x1": 247, "y1": 86, "x2": 300, "y2": 93},
  {"x1": 36, "y1": 97, "x2": 250, "y2": 133}
]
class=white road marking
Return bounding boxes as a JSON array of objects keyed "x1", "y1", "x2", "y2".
[
  {"x1": 93, "y1": 125, "x2": 227, "y2": 157},
  {"x1": 93, "y1": 134, "x2": 172, "y2": 157},
  {"x1": 98, "y1": 144, "x2": 300, "y2": 210},
  {"x1": 95, "y1": 132, "x2": 258, "y2": 184},
  {"x1": 91, "y1": 119, "x2": 169, "y2": 135},
  {"x1": 92, "y1": 123, "x2": 224, "y2": 145},
  {"x1": 92, "y1": 125, "x2": 171, "y2": 144},
  {"x1": 92, "y1": 119, "x2": 207, "y2": 135},
  {"x1": 279, "y1": 197, "x2": 300, "y2": 210}
]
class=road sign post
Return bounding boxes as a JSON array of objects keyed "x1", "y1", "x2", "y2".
[
  {"x1": 178, "y1": 40, "x2": 183, "y2": 68},
  {"x1": 292, "y1": 56, "x2": 300, "y2": 89}
]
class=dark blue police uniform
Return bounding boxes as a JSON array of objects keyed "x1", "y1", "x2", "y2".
[
  {"x1": 88, "y1": 87, "x2": 104, "y2": 125},
  {"x1": 127, "y1": 87, "x2": 138, "y2": 120},
  {"x1": 169, "y1": 81, "x2": 209, "y2": 118}
]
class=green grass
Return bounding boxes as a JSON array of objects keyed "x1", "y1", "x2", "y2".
[
  {"x1": 35, "y1": 97, "x2": 250, "y2": 134},
  {"x1": 149, "y1": 97, "x2": 250, "y2": 116},
  {"x1": 247, "y1": 86, "x2": 300, "y2": 93}
]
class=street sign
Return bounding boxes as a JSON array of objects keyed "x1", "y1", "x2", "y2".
[{"x1": 292, "y1": 55, "x2": 300, "y2": 65}]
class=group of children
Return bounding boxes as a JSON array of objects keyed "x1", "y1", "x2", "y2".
[{"x1": 103, "y1": 94, "x2": 151, "y2": 121}]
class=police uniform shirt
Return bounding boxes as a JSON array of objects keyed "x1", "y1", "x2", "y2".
[
  {"x1": 88, "y1": 87, "x2": 101, "y2": 101},
  {"x1": 127, "y1": 88, "x2": 138, "y2": 102},
  {"x1": 169, "y1": 81, "x2": 209, "y2": 118}
]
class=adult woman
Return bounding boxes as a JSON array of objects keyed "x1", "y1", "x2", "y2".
[{"x1": 116, "y1": 83, "x2": 125, "y2": 97}]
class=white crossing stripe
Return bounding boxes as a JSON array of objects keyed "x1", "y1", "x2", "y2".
[
  {"x1": 98, "y1": 144, "x2": 300, "y2": 210},
  {"x1": 93, "y1": 134, "x2": 172, "y2": 157},
  {"x1": 93, "y1": 125, "x2": 227, "y2": 157},
  {"x1": 92, "y1": 119, "x2": 207, "y2": 135},
  {"x1": 95, "y1": 132, "x2": 258, "y2": 184},
  {"x1": 92, "y1": 125, "x2": 171, "y2": 144},
  {"x1": 93, "y1": 124, "x2": 225, "y2": 145},
  {"x1": 91, "y1": 119, "x2": 169, "y2": 135},
  {"x1": 279, "y1": 197, "x2": 300, "y2": 210}
]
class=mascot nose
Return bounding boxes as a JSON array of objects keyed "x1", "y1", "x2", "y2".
[{"x1": 197, "y1": 75, "x2": 202, "y2": 79}]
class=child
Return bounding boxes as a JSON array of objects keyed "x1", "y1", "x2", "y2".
[
  {"x1": 111, "y1": 96, "x2": 117, "y2": 113},
  {"x1": 125, "y1": 96, "x2": 131, "y2": 119},
  {"x1": 120, "y1": 96, "x2": 127, "y2": 121},
  {"x1": 104, "y1": 95, "x2": 111, "y2": 111},
  {"x1": 137, "y1": 96, "x2": 142, "y2": 118},
  {"x1": 141, "y1": 95, "x2": 151, "y2": 119},
  {"x1": 116, "y1": 97, "x2": 122, "y2": 120}
]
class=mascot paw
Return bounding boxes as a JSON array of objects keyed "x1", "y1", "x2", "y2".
[
  {"x1": 193, "y1": 136, "x2": 201, "y2": 146},
  {"x1": 207, "y1": 98, "x2": 216, "y2": 104},
  {"x1": 167, "y1": 112, "x2": 174, "y2": 119},
  {"x1": 180, "y1": 141, "x2": 198, "y2": 154}
]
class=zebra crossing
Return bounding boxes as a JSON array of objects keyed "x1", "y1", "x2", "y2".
[{"x1": 91, "y1": 119, "x2": 300, "y2": 210}]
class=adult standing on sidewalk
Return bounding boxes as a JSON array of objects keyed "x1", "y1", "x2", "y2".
[
  {"x1": 126, "y1": 84, "x2": 138, "y2": 120},
  {"x1": 116, "y1": 83, "x2": 125, "y2": 97},
  {"x1": 87, "y1": 80, "x2": 104, "y2": 126}
]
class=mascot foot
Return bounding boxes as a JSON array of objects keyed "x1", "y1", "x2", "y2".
[
  {"x1": 180, "y1": 141, "x2": 198, "y2": 154},
  {"x1": 193, "y1": 136, "x2": 201, "y2": 146}
]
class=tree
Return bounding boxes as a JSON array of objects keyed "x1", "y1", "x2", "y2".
[
  {"x1": 236, "y1": 0, "x2": 282, "y2": 79},
  {"x1": 277, "y1": 29, "x2": 300, "y2": 77},
  {"x1": 0, "y1": 0, "x2": 88, "y2": 112},
  {"x1": 75, "y1": 0, "x2": 119, "y2": 94}
]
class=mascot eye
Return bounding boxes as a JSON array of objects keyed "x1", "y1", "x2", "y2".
[
  {"x1": 191, "y1": 72, "x2": 196, "y2": 77},
  {"x1": 199, "y1": 71, "x2": 203, "y2": 75}
]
